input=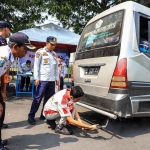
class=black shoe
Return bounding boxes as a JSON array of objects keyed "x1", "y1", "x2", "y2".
[
  {"x1": 64, "y1": 125, "x2": 74, "y2": 135},
  {"x1": 1, "y1": 140, "x2": 8, "y2": 146},
  {"x1": 46, "y1": 120, "x2": 56, "y2": 130},
  {"x1": 39, "y1": 116, "x2": 45, "y2": 120},
  {"x1": 2, "y1": 124, "x2": 8, "y2": 129},
  {"x1": 28, "y1": 118, "x2": 35, "y2": 125},
  {"x1": 55, "y1": 124, "x2": 73, "y2": 135},
  {"x1": 0, "y1": 146, "x2": 9, "y2": 150}
]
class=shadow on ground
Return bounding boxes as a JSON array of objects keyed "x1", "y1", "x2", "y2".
[
  {"x1": 7, "y1": 133, "x2": 78, "y2": 150},
  {"x1": 6, "y1": 117, "x2": 46, "y2": 129},
  {"x1": 79, "y1": 111, "x2": 150, "y2": 139},
  {"x1": 67, "y1": 125, "x2": 113, "y2": 140}
]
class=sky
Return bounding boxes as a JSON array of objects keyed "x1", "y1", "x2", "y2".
[{"x1": 35, "y1": 13, "x2": 61, "y2": 27}]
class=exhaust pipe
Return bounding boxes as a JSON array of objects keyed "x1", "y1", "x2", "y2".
[{"x1": 77, "y1": 102, "x2": 117, "y2": 119}]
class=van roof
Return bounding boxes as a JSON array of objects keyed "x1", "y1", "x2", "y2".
[{"x1": 86, "y1": 1, "x2": 150, "y2": 26}]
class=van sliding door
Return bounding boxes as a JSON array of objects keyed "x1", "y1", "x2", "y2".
[{"x1": 129, "y1": 12, "x2": 150, "y2": 114}]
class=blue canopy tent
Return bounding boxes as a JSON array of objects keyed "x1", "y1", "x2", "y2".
[
  {"x1": 20, "y1": 23, "x2": 80, "y2": 53},
  {"x1": 19, "y1": 23, "x2": 80, "y2": 66}
]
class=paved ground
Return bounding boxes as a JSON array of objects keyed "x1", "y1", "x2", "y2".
[
  {"x1": 3, "y1": 95, "x2": 150, "y2": 150},
  {"x1": 3, "y1": 96, "x2": 110, "y2": 150}
]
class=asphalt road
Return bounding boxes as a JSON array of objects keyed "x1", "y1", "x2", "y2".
[{"x1": 3, "y1": 96, "x2": 150, "y2": 150}]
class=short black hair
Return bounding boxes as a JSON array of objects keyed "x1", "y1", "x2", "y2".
[
  {"x1": 70, "y1": 86, "x2": 84, "y2": 98},
  {"x1": 26, "y1": 60, "x2": 31, "y2": 64},
  {"x1": 58, "y1": 56, "x2": 63, "y2": 59}
]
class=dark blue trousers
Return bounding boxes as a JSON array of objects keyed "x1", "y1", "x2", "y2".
[
  {"x1": 0, "y1": 93, "x2": 4, "y2": 147},
  {"x1": 28, "y1": 81, "x2": 55, "y2": 119},
  {"x1": 60, "y1": 76, "x2": 64, "y2": 90}
]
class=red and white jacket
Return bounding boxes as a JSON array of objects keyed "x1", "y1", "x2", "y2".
[{"x1": 43, "y1": 89, "x2": 76, "y2": 118}]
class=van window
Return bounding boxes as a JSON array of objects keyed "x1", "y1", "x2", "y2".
[
  {"x1": 139, "y1": 16, "x2": 150, "y2": 53},
  {"x1": 78, "y1": 10, "x2": 124, "y2": 53}
]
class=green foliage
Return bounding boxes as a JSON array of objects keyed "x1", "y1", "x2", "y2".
[
  {"x1": 0, "y1": 0, "x2": 46, "y2": 32},
  {"x1": 44, "y1": 0, "x2": 144, "y2": 34},
  {"x1": 67, "y1": 64, "x2": 73, "y2": 74},
  {"x1": 0, "y1": 0, "x2": 146, "y2": 33}
]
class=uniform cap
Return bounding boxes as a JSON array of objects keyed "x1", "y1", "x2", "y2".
[
  {"x1": 0, "y1": 21, "x2": 12, "y2": 30},
  {"x1": 9, "y1": 32, "x2": 36, "y2": 50},
  {"x1": 58, "y1": 56, "x2": 63, "y2": 59},
  {"x1": 46, "y1": 36, "x2": 57, "y2": 44}
]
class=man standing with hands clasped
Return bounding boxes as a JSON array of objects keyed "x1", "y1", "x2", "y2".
[
  {"x1": 28, "y1": 36, "x2": 59, "y2": 125},
  {"x1": 58, "y1": 56, "x2": 67, "y2": 90},
  {"x1": 0, "y1": 32, "x2": 35, "y2": 150}
]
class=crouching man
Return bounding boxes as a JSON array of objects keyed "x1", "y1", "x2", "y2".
[{"x1": 43, "y1": 86, "x2": 99, "y2": 135}]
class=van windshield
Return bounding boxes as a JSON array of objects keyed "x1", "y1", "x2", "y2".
[{"x1": 78, "y1": 10, "x2": 124, "y2": 52}]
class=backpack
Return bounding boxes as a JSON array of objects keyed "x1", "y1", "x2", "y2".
[{"x1": 6, "y1": 84, "x2": 16, "y2": 97}]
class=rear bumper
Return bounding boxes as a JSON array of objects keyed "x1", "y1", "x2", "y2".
[
  {"x1": 81, "y1": 88, "x2": 150, "y2": 118},
  {"x1": 80, "y1": 91, "x2": 129, "y2": 118}
]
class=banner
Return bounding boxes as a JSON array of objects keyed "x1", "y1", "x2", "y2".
[
  {"x1": 18, "y1": 49, "x2": 70, "y2": 67},
  {"x1": 55, "y1": 49, "x2": 70, "y2": 67},
  {"x1": 19, "y1": 51, "x2": 35, "y2": 67}
]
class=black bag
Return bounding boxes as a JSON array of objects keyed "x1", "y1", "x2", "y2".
[
  {"x1": 71, "y1": 82, "x2": 74, "y2": 87},
  {"x1": 6, "y1": 84, "x2": 16, "y2": 97}
]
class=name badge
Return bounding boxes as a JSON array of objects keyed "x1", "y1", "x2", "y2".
[
  {"x1": 44, "y1": 59, "x2": 49, "y2": 64},
  {"x1": 43, "y1": 52, "x2": 48, "y2": 56}
]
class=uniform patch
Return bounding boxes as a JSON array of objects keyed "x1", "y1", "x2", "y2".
[
  {"x1": 36, "y1": 52, "x2": 41, "y2": 58},
  {"x1": 0, "y1": 59, "x2": 5, "y2": 67},
  {"x1": 44, "y1": 59, "x2": 49, "y2": 64},
  {"x1": 43, "y1": 52, "x2": 48, "y2": 56}
]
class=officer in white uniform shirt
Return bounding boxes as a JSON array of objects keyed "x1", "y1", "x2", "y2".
[
  {"x1": 0, "y1": 20, "x2": 12, "y2": 132},
  {"x1": 19, "y1": 60, "x2": 32, "y2": 91},
  {"x1": 28, "y1": 36, "x2": 59, "y2": 125},
  {"x1": 0, "y1": 32, "x2": 35, "y2": 150}
]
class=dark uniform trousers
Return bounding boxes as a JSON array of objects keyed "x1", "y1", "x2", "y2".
[
  {"x1": 20, "y1": 76, "x2": 30, "y2": 90},
  {"x1": 60, "y1": 77, "x2": 64, "y2": 90},
  {"x1": 28, "y1": 81, "x2": 55, "y2": 119},
  {"x1": 0, "y1": 92, "x2": 5, "y2": 142}
]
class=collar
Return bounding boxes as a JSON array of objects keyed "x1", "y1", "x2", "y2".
[
  {"x1": 44, "y1": 47, "x2": 57, "y2": 58},
  {"x1": 66, "y1": 88, "x2": 71, "y2": 100},
  {"x1": 0, "y1": 35, "x2": 7, "y2": 45},
  {"x1": 7, "y1": 46, "x2": 15, "y2": 62},
  {"x1": 44, "y1": 47, "x2": 53, "y2": 53}
]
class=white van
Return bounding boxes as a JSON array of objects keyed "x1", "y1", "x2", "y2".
[{"x1": 74, "y1": 1, "x2": 150, "y2": 119}]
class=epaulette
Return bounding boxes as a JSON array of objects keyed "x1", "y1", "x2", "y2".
[
  {"x1": 36, "y1": 48, "x2": 43, "y2": 52},
  {"x1": 35, "y1": 50, "x2": 42, "y2": 58}
]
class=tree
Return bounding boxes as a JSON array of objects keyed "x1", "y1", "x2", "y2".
[
  {"x1": 0, "y1": 0, "x2": 145, "y2": 34},
  {"x1": 0, "y1": 0, "x2": 46, "y2": 32},
  {"x1": 143, "y1": 0, "x2": 150, "y2": 7},
  {"x1": 44, "y1": 0, "x2": 142, "y2": 34}
]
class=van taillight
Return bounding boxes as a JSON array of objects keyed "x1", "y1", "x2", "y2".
[{"x1": 110, "y1": 58, "x2": 128, "y2": 88}]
